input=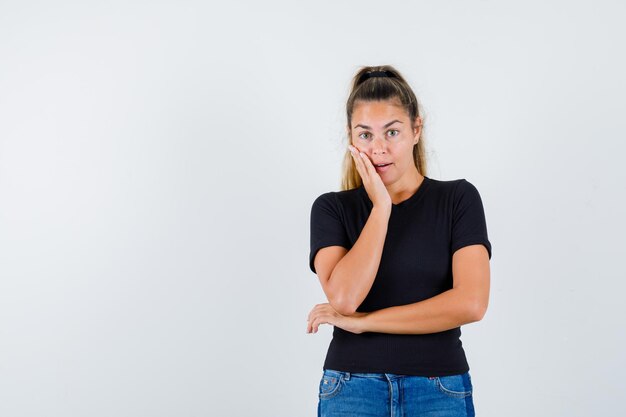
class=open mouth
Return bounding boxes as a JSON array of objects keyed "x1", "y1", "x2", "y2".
[{"x1": 375, "y1": 163, "x2": 392, "y2": 167}]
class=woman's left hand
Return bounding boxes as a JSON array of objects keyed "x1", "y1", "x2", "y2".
[{"x1": 306, "y1": 303, "x2": 368, "y2": 334}]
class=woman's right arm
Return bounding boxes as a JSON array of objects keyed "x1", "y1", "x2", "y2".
[
  {"x1": 315, "y1": 145, "x2": 392, "y2": 316},
  {"x1": 314, "y1": 205, "x2": 391, "y2": 315}
]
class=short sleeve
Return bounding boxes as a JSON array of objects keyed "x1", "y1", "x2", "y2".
[
  {"x1": 309, "y1": 192, "x2": 351, "y2": 274},
  {"x1": 450, "y1": 179, "x2": 492, "y2": 260}
]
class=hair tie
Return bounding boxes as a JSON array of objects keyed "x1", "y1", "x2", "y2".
[{"x1": 359, "y1": 70, "x2": 395, "y2": 83}]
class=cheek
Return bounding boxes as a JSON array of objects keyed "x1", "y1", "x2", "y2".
[
  {"x1": 395, "y1": 149, "x2": 414, "y2": 168},
  {"x1": 356, "y1": 144, "x2": 372, "y2": 154}
]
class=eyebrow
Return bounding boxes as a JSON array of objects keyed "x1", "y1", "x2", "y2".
[{"x1": 353, "y1": 119, "x2": 403, "y2": 130}]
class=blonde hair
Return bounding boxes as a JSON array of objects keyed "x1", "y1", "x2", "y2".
[{"x1": 340, "y1": 65, "x2": 428, "y2": 191}]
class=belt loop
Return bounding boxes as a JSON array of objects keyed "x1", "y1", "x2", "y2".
[{"x1": 343, "y1": 371, "x2": 351, "y2": 381}]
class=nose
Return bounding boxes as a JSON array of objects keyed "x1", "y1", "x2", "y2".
[{"x1": 371, "y1": 135, "x2": 387, "y2": 155}]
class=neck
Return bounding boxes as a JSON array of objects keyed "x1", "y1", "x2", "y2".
[{"x1": 386, "y1": 167, "x2": 424, "y2": 204}]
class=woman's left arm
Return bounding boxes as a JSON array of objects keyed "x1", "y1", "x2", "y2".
[
  {"x1": 307, "y1": 244, "x2": 490, "y2": 335},
  {"x1": 355, "y1": 244, "x2": 490, "y2": 334}
]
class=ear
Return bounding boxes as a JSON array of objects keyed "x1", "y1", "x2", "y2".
[{"x1": 413, "y1": 116, "x2": 422, "y2": 144}]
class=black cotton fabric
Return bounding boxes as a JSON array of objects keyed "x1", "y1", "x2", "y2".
[{"x1": 308, "y1": 176, "x2": 492, "y2": 376}]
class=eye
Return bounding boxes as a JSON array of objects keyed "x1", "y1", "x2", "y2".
[
  {"x1": 388, "y1": 129, "x2": 399, "y2": 137},
  {"x1": 358, "y1": 132, "x2": 371, "y2": 140}
]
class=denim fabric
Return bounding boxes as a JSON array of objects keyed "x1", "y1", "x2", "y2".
[{"x1": 318, "y1": 368, "x2": 475, "y2": 417}]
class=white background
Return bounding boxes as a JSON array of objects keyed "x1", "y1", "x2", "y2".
[{"x1": 1, "y1": 1, "x2": 625, "y2": 416}]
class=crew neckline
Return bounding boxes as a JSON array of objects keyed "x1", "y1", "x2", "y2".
[{"x1": 358, "y1": 176, "x2": 430, "y2": 209}]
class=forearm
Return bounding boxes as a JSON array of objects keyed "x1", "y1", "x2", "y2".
[
  {"x1": 358, "y1": 288, "x2": 481, "y2": 334},
  {"x1": 328, "y1": 206, "x2": 390, "y2": 314}
]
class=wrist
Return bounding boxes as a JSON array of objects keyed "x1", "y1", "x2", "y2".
[
  {"x1": 352, "y1": 312, "x2": 370, "y2": 334},
  {"x1": 371, "y1": 205, "x2": 391, "y2": 218}
]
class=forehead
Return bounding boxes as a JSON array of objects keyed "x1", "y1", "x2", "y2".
[{"x1": 352, "y1": 100, "x2": 407, "y2": 127}]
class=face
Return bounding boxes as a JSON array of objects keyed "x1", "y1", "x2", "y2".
[{"x1": 349, "y1": 99, "x2": 422, "y2": 185}]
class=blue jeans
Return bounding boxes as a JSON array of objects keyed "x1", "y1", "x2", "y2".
[{"x1": 318, "y1": 368, "x2": 475, "y2": 417}]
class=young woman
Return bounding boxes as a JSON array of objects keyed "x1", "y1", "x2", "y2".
[{"x1": 306, "y1": 65, "x2": 492, "y2": 417}]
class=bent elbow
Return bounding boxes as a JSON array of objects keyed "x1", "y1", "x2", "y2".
[
  {"x1": 325, "y1": 279, "x2": 357, "y2": 316},
  {"x1": 337, "y1": 304, "x2": 357, "y2": 316},
  {"x1": 471, "y1": 302, "x2": 488, "y2": 322},
  {"x1": 328, "y1": 296, "x2": 356, "y2": 316}
]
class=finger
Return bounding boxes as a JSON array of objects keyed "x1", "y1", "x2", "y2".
[
  {"x1": 307, "y1": 304, "x2": 321, "y2": 322},
  {"x1": 306, "y1": 304, "x2": 322, "y2": 321},
  {"x1": 312, "y1": 314, "x2": 330, "y2": 333},
  {"x1": 350, "y1": 146, "x2": 368, "y2": 181},
  {"x1": 359, "y1": 151, "x2": 376, "y2": 176},
  {"x1": 310, "y1": 316, "x2": 318, "y2": 333},
  {"x1": 307, "y1": 309, "x2": 319, "y2": 333},
  {"x1": 348, "y1": 146, "x2": 365, "y2": 177},
  {"x1": 311, "y1": 320, "x2": 321, "y2": 333}
]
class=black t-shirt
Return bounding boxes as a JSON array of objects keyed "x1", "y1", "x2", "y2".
[{"x1": 309, "y1": 176, "x2": 492, "y2": 376}]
